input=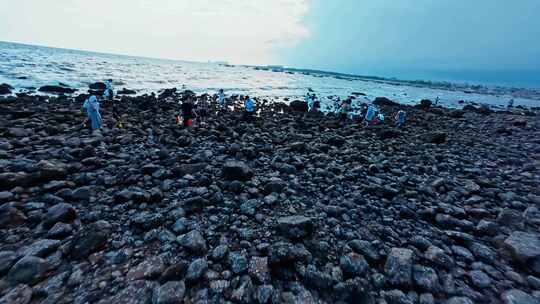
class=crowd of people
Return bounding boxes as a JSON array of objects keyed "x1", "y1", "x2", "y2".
[{"x1": 82, "y1": 82, "x2": 409, "y2": 134}]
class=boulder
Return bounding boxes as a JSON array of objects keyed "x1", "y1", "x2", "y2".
[
  {"x1": 7, "y1": 256, "x2": 50, "y2": 285},
  {"x1": 222, "y1": 161, "x2": 253, "y2": 181},
  {"x1": 118, "y1": 88, "x2": 136, "y2": 95},
  {"x1": 426, "y1": 132, "x2": 447, "y2": 144},
  {"x1": 0, "y1": 83, "x2": 13, "y2": 95},
  {"x1": 385, "y1": 247, "x2": 414, "y2": 287},
  {"x1": 69, "y1": 223, "x2": 109, "y2": 259},
  {"x1": 503, "y1": 232, "x2": 540, "y2": 264},
  {"x1": 0, "y1": 205, "x2": 27, "y2": 228},
  {"x1": 289, "y1": 100, "x2": 308, "y2": 112},
  {"x1": 277, "y1": 216, "x2": 314, "y2": 239},
  {"x1": 43, "y1": 203, "x2": 77, "y2": 228},
  {"x1": 98, "y1": 280, "x2": 157, "y2": 304},
  {"x1": 373, "y1": 97, "x2": 398, "y2": 106},
  {"x1": 185, "y1": 258, "x2": 208, "y2": 281},
  {"x1": 152, "y1": 281, "x2": 186, "y2": 304},
  {"x1": 38, "y1": 85, "x2": 76, "y2": 94},
  {"x1": 500, "y1": 289, "x2": 538, "y2": 304},
  {"x1": 0, "y1": 284, "x2": 32, "y2": 304},
  {"x1": 178, "y1": 230, "x2": 207, "y2": 254},
  {"x1": 88, "y1": 82, "x2": 106, "y2": 90},
  {"x1": 0, "y1": 251, "x2": 18, "y2": 274}
]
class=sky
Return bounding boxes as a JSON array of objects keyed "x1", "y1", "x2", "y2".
[{"x1": 1, "y1": 0, "x2": 539, "y2": 84}]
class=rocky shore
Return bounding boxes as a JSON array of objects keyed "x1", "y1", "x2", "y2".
[{"x1": 0, "y1": 91, "x2": 539, "y2": 304}]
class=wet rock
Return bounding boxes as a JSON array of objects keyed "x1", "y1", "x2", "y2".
[
  {"x1": 98, "y1": 280, "x2": 157, "y2": 304},
  {"x1": 469, "y1": 270, "x2": 491, "y2": 288},
  {"x1": 38, "y1": 85, "x2": 76, "y2": 94},
  {"x1": 211, "y1": 245, "x2": 229, "y2": 261},
  {"x1": 229, "y1": 252, "x2": 248, "y2": 274},
  {"x1": 68, "y1": 223, "x2": 109, "y2": 259},
  {"x1": 118, "y1": 88, "x2": 137, "y2": 95},
  {"x1": 425, "y1": 245, "x2": 454, "y2": 269},
  {"x1": 89, "y1": 82, "x2": 106, "y2": 90},
  {"x1": 0, "y1": 251, "x2": 18, "y2": 274},
  {"x1": 374, "y1": 97, "x2": 398, "y2": 106},
  {"x1": 178, "y1": 230, "x2": 207, "y2": 255},
  {"x1": 222, "y1": 161, "x2": 253, "y2": 181},
  {"x1": 0, "y1": 83, "x2": 13, "y2": 95},
  {"x1": 248, "y1": 256, "x2": 270, "y2": 284},
  {"x1": 20, "y1": 239, "x2": 60, "y2": 258},
  {"x1": 46, "y1": 222, "x2": 73, "y2": 239},
  {"x1": 385, "y1": 247, "x2": 414, "y2": 287},
  {"x1": 503, "y1": 231, "x2": 540, "y2": 264},
  {"x1": 340, "y1": 253, "x2": 369, "y2": 277},
  {"x1": 185, "y1": 258, "x2": 208, "y2": 281},
  {"x1": 7, "y1": 256, "x2": 50, "y2": 285},
  {"x1": 0, "y1": 284, "x2": 32, "y2": 304},
  {"x1": 127, "y1": 257, "x2": 165, "y2": 280},
  {"x1": 445, "y1": 297, "x2": 474, "y2": 304},
  {"x1": 43, "y1": 203, "x2": 77, "y2": 228},
  {"x1": 413, "y1": 265, "x2": 439, "y2": 292},
  {"x1": 289, "y1": 100, "x2": 308, "y2": 112},
  {"x1": 277, "y1": 216, "x2": 314, "y2": 239},
  {"x1": 0, "y1": 172, "x2": 35, "y2": 189},
  {"x1": 182, "y1": 196, "x2": 208, "y2": 214},
  {"x1": 0, "y1": 205, "x2": 27, "y2": 228},
  {"x1": 152, "y1": 281, "x2": 185, "y2": 304},
  {"x1": 114, "y1": 188, "x2": 150, "y2": 203},
  {"x1": 0, "y1": 191, "x2": 14, "y2": 202},
  {"x1": 268, "y1": 242, "x2": 312, "y2": 266},
  {"x1": 349, "y1": 240, "x2": 381, "y2": 263},
  {"x1": 500, "y1": 289, "x2": 538, "y2": 304}
]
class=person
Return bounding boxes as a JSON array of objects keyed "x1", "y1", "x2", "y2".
[
  {"x1": 435, "y1": 96, "x2": 440, "y2": 105},
  {"x1": 196, "y1": 97, "x2": 209, "y2": 124},
  {"x1": 112, "y1": 100, "x2": 123, "y2": 128},
  {"x1": 395, "y1": 110, "x2": 406, "y2": 126},
  {"x1": 334, "y1": 97, "x2": 341, "y2": 113},
  {"x1": 83, "y1": 95, "x2": 102, "y2": 132},
  {"x1": 104, "y1": 79, "x2": 114, "y2": 101},
  {"x1": 180, "y1": 96, "x2": 196, "y2": 127},
  {"x1": 340, "y1": 98, "x2": 352, "y2": 120},
  {"x1": 243, "y1": 96, "x2": 255, "y2": 122},
  {"x1": 218, "y1": 89, "x2": 226, "y2": 108},
  {"x1": 364, "y1": 104, "x2": 376, "y2": 126},
  {"x1": 508, "y1": 99, "x2": 514, "y2": 108}
]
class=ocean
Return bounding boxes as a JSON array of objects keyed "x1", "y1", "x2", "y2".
[{"x1": 1, "y1": 41, "x2": 538, "y2": 109}]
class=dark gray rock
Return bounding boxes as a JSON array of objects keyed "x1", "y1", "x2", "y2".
[
  {"x1": 69, "y1": 223, "x2": 109, "y2": 259},
  {"x1": 127, "y1": 257, "x2": 165, "y2": 280},
  {"x1": 503, "y1": 232, "x2": 540, "y2": 264},
  {"x1": 385, "y1": 247, "x2": 414, "y2": 287},
  {"x1": 340, "y1": 253, "x2": 369, "y2": 277},
  {"x1": 0, "y1": 251, "x2": 18, "y2": 274},
  {"x1": 413, "y1": 265, "x2": 439, "y2": 292},
  {"x1": 98, "y1": 280, "x2": 157, "y2": 304},
  {"x1": 222, "y1": 161, "x2": 253, "y2": 181},
  {"x1": 20, "y1": 239, "x2": 60, "y2": 258},
  {"x1": 500, "y1": 289, "x2": 538, "y2": 304},
  {"x1": 211, "y1": 245, "x2": 229, "y2": 261},
  {"x1": 248, "y1": 256, "x2": 270, "y2": 284},
  {"x1": 469, "y1": 270, "x2": 491, "y2": 288},
  {"x1": 7, "y1": 256, "x2": 50, "y2": 285},
  {"x1": 228, "y1": 252, "x2": 248, "y2": 274},
  {"x1": 277, "y1": 216, "x2": 314, "y2": 239},
  {"x1": 152, "y1": 281, "x2": 185, "y2": 304},
  {"x1": 186, "y1": 258, "x2": 208, "y2": 281},
  {"x1": 424, "y1": 245, "x2": 454, "y2": 269},
  {"x1": 43, "y1": 203, "x2": 77, "y2": 228},
  {"x1": 178, "y1": 230, "x2": 207, "y2": 255},
  {"x1": 0, "y1": 284, "x2": 32, "y2": 304}
]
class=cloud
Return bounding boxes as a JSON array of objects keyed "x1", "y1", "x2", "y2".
[{"x1": 0, "y1": 0, "x2": 311, "y2": 65}]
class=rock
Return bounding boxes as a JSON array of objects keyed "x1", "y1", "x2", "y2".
[
  {"x1": 20, "y1": 239, "x2": 60, "y2": 258},
  {"x1": 0, "y1": 251, "x2": 18, "y2": 274},
  {"x1": 36, "y1": 160, "x2": 68, "y2": 181},
  {"x1": 228, "y1": 252, "x2": 248, "y2": 274},
  {"x1": 43, "y1": 203, "x2": 77, "y2": 228},
  {"x1": 152, "y1": 281, "x2": 185, "y2": 304},
  {"x1": 222, "y1": 161, "x2": 254, "y2": 181},
  {"x1": 419, "y1": 99, "x2": 432, "y2": 109},
  {"x1": 0, "y1": 205, "x2": 27, "y2": 228},
  {"x1": 382, "y1": 289, "x2": 413, "y2": 304},
  {"x1": 127, "y1": 257, "x2": 165, "y2": 280},
  {"x1": 373, "y1": 97, "x2": 398, "y2": 106},
  {"x1": 0, "y1": 191, "x2": 14, "y2": 202},
  {"x1": 46, "y1": 222, "x2": 73, "y2": 239},
  {"x1": 69, "y1": 223, "x2": 109, "y2": 259},
  {"x1": 289, "y1": 100, "x2": 308, "y2": 112},
  {"x1": 349, "y1": 240, "x2": 381, "y2": 263},
  {"x1": 88, "y1": 82, "x2": 106, "y2": 90},
  {"x1": 385, "y1": 247, "x2": 414, "y2": 287},
  {"x1": 99, "y1": 280, "x2": 157, "y2": 304},
  {"x1": 469, "y1": 270, "x2": 491, "y2": 288},
  {"x1": 445, "y1": 297, "x2": 474, "y2": 304},
  {"x1": 426, "y1": 132, "x2": 447, "y2": 144},
  {"x1": 500, "y1": 289, "x2": 538, "y2": 304},
  {"x1": 503, "y1": 232, "x2": 540, "y2": 263},
  {"x1": 172, "y1": 218, "x2": 189, "y2": 234},
  {"x1": 7, "y1": 256, "x2": 50, "y2": 285},
  {"x1": 339, "y1": 253, "x2": 369, "y2": 277},
  {"x1": 263, "y1": 178, "x2": 287, "y2": 194},
  {"x1": 185, "y1": 258, "x2": 208, "y2": 281},
  {"x1": 268, "y1": 242, "x2": 312, "y2": 266},
  {"x1": 114, "y1": 188, "x2": 150, "y2": 203},
  {"x1": 0, "y1": 284, "x2": 32, "y2": 304},
  {"x1": 255, "y1": 285, "x2": 276, "y2": 304},
  {"x1": 118, "y1": 88, "x2": 137, "y2": 95},
  {"x1": 469, "y1": 242, "x2": 497, "y2": 263},
  {"x1": 248, "y1": 256, "x2": 270, "y2": 284},
  {"x1": 211, "y1": 245, "x2": 229, "y2": 261},
  {"x1": 413, "y1": 265, "x2": 439, "y2": 292},
  {"x1": 424, "y1": 245, "x2": 454, "y2": 269},
  {"x1": 0, "y1": 83, "x2": 13, "y2": 95},
  {"x1": 38, "y1": 85, "x2": 76, "y2": 94},
  {"x1": 0, "y1": 172, "x2": 36, "y2": 189},
  {"x1": 71, "y1": 186, "x2": 92, "y2": 201},
  {"x1": 178, "y1": 230, "x2": 207, "y2": 254},
  {"x1": 277, "y1": 216, "x2": 314, "y2": 239},
  {"x1": 182, "y1": 196, "x2": 208, "y2": 213}
]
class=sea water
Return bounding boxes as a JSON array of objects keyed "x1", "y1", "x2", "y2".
[{"x1": 1, "y1": 41, "x2": 538, "y2": 109}]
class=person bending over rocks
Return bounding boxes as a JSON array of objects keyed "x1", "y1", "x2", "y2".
[
  {"x1": 395, "y1": 110, "x2": 406, "y2": 126},
  {"x1": 218, "y1": 89, "x2": 226, "y2": 109},
  {"x1": 104, "y1": 79, "x2": 114, "y2": 102},
  {"x1": 83, "y1": 95, "x2": 102, "y2": 133},
  {"x1": 364, "y1": 104, "x2": 376, "y2": 126},
  {"x1": 180, "y1": 96, "x2": 196, "y2": 127}
]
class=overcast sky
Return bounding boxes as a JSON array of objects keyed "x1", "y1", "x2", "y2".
[{"x1": 1, "y1": 0, "x2": 539, "y2": 80}]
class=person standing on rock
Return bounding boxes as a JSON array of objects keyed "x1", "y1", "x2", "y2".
[
  {"x1": 364, "y1": 104, "x2": 376, "y2": 126},
  {"x1": 340, "y1": 98, "x2": 352, "y2": 121},
  {"x1": 218, "y1": 89, "x2": 226, "y2": 109},
  {"x1": 196, "y1": 97, "x2": 209, "y2": 125},
  {"x1": 104, "y1": 79, "x2": 114, "y2": 102},
  {"x1": 83, "y1": 95, "x2": 102, "y2": 132},
  {"x1": 243, "y1": 96, "x2": 255, "y2": 122}
]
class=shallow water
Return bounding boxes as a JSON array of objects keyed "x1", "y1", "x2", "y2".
[{"x1": 1, "y1": 41, "x2": 538, "y2": 109}]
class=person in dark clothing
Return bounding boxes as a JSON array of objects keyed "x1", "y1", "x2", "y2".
[{"x1": 180, "y1": 97, "x2": 196, "y2": 127}]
